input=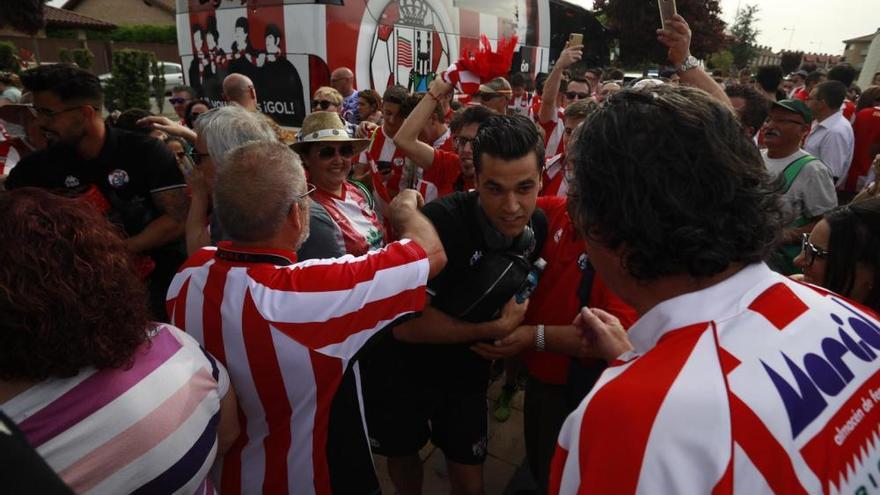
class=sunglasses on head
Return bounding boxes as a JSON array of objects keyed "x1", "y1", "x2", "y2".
[
  {"x1": 800, "y1": 233, "x2": 829, "y2": 267},
  {"x1": 312, "y1": 100, "x2": 334, "y2": 110},
  {"x1": 566, "y1": 92, "x2": 591, "y2": 100},
  {"x1": 317, "y1": 143, "x2": 355, "y2": 159}
]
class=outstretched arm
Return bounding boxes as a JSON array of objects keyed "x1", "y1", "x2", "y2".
[
  {"x1": 393, "y1": 77, "x2": 455, "y2": 170},
  {"x1": 657, "y1": 14, "x2": 731, "y2": 106}
]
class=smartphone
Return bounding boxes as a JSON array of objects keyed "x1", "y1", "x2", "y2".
[
  {"x1": 658, "y1": 0, "x2": 677, "y2": 28},
  {"x1": 568, "y1": 33, "x2": 583, "y2": 47}
]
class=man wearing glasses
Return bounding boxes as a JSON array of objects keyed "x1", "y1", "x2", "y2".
[
  {"x1": 761, "y1": 98, "x2": 837, "y2": 274},
  {"x1": 169, "y1": 85, "x2": 195, "y2": 125},
  {"x1": 5, "y1": 64, "x2": 189, "y2": 321},
  {"x1": 537, "y1": 40, "x2": 592, "y2": 159}
]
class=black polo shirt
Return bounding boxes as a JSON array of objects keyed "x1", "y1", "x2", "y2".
[
  {"x1": 413, "y1": 191, "x2": 546, "y2": 391},
  {"x1": 6, "y1": 126, "x2": 185, "y2": 238}
]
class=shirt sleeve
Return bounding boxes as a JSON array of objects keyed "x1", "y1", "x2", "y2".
[
  {"x1": 3, "y1": 153, "x2": 43, "y2": 189},
  {"x1": 421, "y1": 196, "x2": 461, "y2": 297},
  {"x1": 797, "y1": 161, "x2": 839, "y2": 218},
  {"x1": 296, "y1": 200, "x2": 346, "y2": 261},
  {"x1": 821, "y1": 130, "x2": 855, "y2": 186}
]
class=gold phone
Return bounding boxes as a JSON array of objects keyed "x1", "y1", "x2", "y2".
[
  {"x1": 568, "y1": 33, "x2": 583, "y2": 47},
  {"x1": 658, "y1": 0, "x2": 676, "y2": 28}
]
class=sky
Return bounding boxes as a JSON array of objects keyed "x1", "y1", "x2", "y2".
[{"x1": 566, "y1": 0, "x2": 879, "y2": 55}]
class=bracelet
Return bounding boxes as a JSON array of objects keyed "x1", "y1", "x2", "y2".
[
  {"x1": 535, "y1": 324, "x2": 546, "y2": 352},
  {"x1": 426, "y1": 91, "x2": 443, "y2": 104}
]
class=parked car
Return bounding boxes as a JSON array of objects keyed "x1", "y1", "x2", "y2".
[{"x1": 98, "y1": 62, "x2": 184, "y2": 95}]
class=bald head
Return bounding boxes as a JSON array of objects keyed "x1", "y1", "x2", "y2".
[
  {"x1": 214, "y1": 141, "x2": 309, "y2": 244},
  {"x1": 223, "y1": 73, "x2": 257, "y2": 111},
  {"x1": 330, "y1": 67, "x2": 355, "y2": 97}
]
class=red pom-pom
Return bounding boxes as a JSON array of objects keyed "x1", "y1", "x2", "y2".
[{"x1": 456, "y1": 35, "x2": 519, "y2": 82}]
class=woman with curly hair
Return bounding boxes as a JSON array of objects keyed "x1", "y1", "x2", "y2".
[{"x1": 0, "y1": 188, "x2": 239, "y2": 494}]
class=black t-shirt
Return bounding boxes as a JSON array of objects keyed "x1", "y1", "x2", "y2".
[
  {"x1": 409, "y1": 191, "x2": 545, "y2": 390},
  {"x1": 5, "y1": 126, "x2": 185, "y2": 240}
]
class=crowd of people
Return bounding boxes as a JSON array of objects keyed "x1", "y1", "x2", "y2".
[{"x1": 1, "y1": 12, "x2": 880, "y2": 495}]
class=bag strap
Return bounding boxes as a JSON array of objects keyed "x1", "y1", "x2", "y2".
[{"x1": 781, "y1": 154, "x2": 818, "y2": 193}]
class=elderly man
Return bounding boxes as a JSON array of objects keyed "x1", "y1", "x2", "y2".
[
  {"x1": 805, "y1": 80, "x2": 855, "y2": 188},
  {"x1": 222, "y1": 73, "x2": 258, "y2": 111},
  {"x1": 331, "y1": 67, "x2": 359, "y2": 124},
  {"x1": 550, "y1": 85, "x2": 880, "y2": 495},
  {"x1": 166, "y1": 141, "x2": 446, "y2": 494}
]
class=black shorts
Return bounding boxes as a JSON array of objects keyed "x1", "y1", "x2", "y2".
[{"x1": 361, "y1": 355, "x2": 489, "y2": 465}]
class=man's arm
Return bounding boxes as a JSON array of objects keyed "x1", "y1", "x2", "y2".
[
  {"x1": 184, "y1": 167, "x2": 212, "y2": 255},
  {"x1": 658, "y1": 15, "x2": 731, "y2": 106},
  {"x1": 137, "y1": 115, "x2": 198, "y2": 144},
  {"x1": 470, "y1": 323, "x2": 585, "y2": 360},
  {"x1": 393, "y1": 296, "x2": 527, "y2": 343},
  {"x1": 389, "y1": 189, "x2": 446, "y2": 277},
  {"x1": 393, "y1": 77, "x2": 454, "y2": 170},
  {"x1": 125, "y1": 188, "x2": 188, "y2": 253},
  {"x1": 539, "y1": 42, "x2": 582, "y2": 124}
]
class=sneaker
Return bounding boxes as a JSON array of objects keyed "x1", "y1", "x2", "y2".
[{"x1": 493, "y1": 385, "x2": 516, "y2": 422}]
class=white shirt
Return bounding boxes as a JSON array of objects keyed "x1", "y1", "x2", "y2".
[
  {"x1": 804, "y1": 111, "x2": 854, "y2": 187},
  {"x1": 551, "y1": 263, "x2": 880, "y2": 494},
  {"x1": 762, "y1": 148, "x2": 837, "y2": 223}
]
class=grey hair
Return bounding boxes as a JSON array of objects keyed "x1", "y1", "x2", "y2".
[
  {"x1": 195, "y1": 105, "x2": 277, "y2": 167},
  {"x1": 214, "y1": 141, "x2": 308, "y2": 243}
]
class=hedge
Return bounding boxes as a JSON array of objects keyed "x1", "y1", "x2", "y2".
[{"x1": 47, "y1": 25, "x2": 177, "y2": 44}]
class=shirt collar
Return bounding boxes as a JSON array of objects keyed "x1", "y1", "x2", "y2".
[
  {"x1": 215, "y1": 241, "x2": 298, "y2": 266},
  {"x1": 625, "y1": 263, "x2": 779, "y2": 354}
]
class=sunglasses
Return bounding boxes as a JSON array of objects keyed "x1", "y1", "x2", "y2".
[
  {"x1": 566, "y1": 92, "x2": 591, "y2": 100},
  {"x1": 454, "y1": 136, "x2": 475, "y2": 148},
  {"x1": 312, "y1": 100, "x2": 335, "y2": 110},
  {"x1": 800, "y1": 233, "x2": 829, "y2": 267},
  {"x1": 170, "y1": 97, "x2": 189, "y2": 105},
  {"x1": 317, "y1": 143, "x2": 355, "y2": 159}
]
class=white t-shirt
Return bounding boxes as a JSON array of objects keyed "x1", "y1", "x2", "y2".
[
  {"x1": 804, "y1": 111, "x2": 855, "y2": 187},
  {"x1": 762, "y1": 148, "x2": 837, "y2": 223}
]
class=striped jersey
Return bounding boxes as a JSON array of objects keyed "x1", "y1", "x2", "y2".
[
  {"x1": 540, "y1": 153, "x2": 568, "y2": 197},
  {"x1": 0, "y1": 324, "x2": 229, "y2": 495},
  {"x1": 550, "y1": 263, "x2": 880, "y2": 494},
  {"x1": 540, "y1": 109, "x2": 565, "y2": 159},
  {"x1": 165, "y1": 240, "x2": 430, "y2": 494},
  {"x1": 311, "y1": 182, "x2": 385, "y2": 256}
]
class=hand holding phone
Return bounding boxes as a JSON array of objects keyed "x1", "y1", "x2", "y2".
[
  {"x1": 657, "y1": 0, "x2": 676, "y2": 28},
  {"x1": 568, "y1": 33, "x2": 583, "y2": 47}
]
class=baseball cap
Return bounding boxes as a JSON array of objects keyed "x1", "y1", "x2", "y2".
[
  {"x1": 794, "y1": 70, "x2": 808, "y2": 78},
  {"x1": 772, "y1": 99, "x2": 813, "y2": 125}
]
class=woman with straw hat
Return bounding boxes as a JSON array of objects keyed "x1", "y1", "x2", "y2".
[{"x1": 292, "y1": 111, "x2": 385, "y2": 256}]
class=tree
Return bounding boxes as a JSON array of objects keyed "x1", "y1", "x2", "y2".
[
  {"x1": 728, "y1": 4, "x2": 760, "y2": 69},
  {"x1": 780, "y1": 51, "x2": 804, "y2": 75},
  {"x1": 593, "y1": 0, "x2": 729, "y2": 68},
  {"x1": 706, "y1": 50, "x2": 734, "y2": 73},
  {"x1": 71, "y1": 48, "x2": 94, "y2": 70},
  {"x1": 105, "y1": 49, "x2": 152, "y2": 112},
  {"x1": 0, "y1": 41, "x2": 19, "y2": 73},
  {"x1": 150, "y1": 55, "x2": 166, "y2": 114}
]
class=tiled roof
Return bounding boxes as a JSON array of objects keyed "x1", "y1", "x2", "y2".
[
  {"x1": 843, "y1": 31, "x2": 878, "y2": 44},
  {"x1": 44, "y1": 6, "x2": 116, "y2": 31}
]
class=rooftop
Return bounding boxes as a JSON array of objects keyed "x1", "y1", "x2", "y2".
[{"x1": 44, "y1": 5, "x2": 116, "y2": 31}]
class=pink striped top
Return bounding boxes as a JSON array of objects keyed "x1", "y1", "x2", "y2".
[{"x1": 0, "y1": 324, "x2": 229, "y2": 495}]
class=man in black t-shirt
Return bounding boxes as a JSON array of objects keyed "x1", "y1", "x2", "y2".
[
  {"x1": 362, "y1": 106, "x2": 546, "y2": 494},
  {"x1": 5, "y1": 64, "x2": 188, "y2": 321}
]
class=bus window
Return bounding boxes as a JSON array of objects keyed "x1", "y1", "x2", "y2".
[{"x1": 453, "y1": 0, "x2": 518, "y2": 22}]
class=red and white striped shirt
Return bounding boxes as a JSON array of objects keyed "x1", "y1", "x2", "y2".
[
  {"x1": 540, "y1": 109, "x2": 565, "y2": 159},
  {"x1": 311, "y1": 182, "x2": 385, "y2": 256},
  {"x1": 540, "y1": 153, "x2": 568, "y2": 197},
  {"x1": 165, "y1": 240, "x2": 430, "y2": 494},
  {"x1": 551, "y1": 263, "x2": 880, "y2": 494}
]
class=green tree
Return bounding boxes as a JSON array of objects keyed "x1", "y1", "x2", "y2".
[
  {"x1": 0, "y1": 41, "x2": 20, "y2": 73},
  {"x1": 706, "y1": 49, "x2": 734, "y2": 73},
  {"x1": 58, "y1": 48, "x2": 73, "y2": 64},
  {"x1": 105, "y1": 49, "x2": 152, "y2": 111},
  {"x1": 729, "y1": 4, "x2": 760, "y2": 69},
  {"x1": 150, "y1": 55, "x2": 166, "y2": 113},
  {"x1": 593, "y1": 0, "x2": 729, "y2": 68},
  {"x1": 71, "y1": 48, "x2": 94, "y2": 70}
]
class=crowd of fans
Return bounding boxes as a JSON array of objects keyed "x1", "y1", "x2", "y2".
[{"x1": 1, "y1": 12, "x2": 880, "y2": 495}]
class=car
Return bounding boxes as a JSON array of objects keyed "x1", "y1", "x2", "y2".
[{"x1": 98, "y1": 61, "x2": 184, "y2": 95}]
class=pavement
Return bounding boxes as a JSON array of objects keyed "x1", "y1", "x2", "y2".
[{"x1": 373, "y1": 378, "x2": 538, "y2": 495}]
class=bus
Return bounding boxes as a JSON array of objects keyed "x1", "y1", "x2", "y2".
[{"x1": 175, "y1": 0, "x2": 607, "y2": 127}]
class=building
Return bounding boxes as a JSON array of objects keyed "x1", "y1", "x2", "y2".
[
  {"x1": 752, "y1": 45, "x2": 781, "y2": 68},
  {"x1": 60, "y1": 0, "x2": 175, "y2": 27},
  {"x1": 843, "y1": 30, "x2": 879, "y2": 71},
  {"x1": 801, "y1": 52, "x2": 843, "y2": 71}
]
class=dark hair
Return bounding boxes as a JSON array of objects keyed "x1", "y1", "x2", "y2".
[
  {"x1": 382, "y1": 85, "x2": 409, "y2": 105},
  {"x1": 235, "y1": 16, "x2": 249, "y2": 33},
  {"x1": 401, "y1": 93, "x2": 443, "y2": 121},
  {"x1": 658, "y1": 68, "x2": 677, "y2": 80},
  {"x1": 739, "y1": 68, "x2": 751, "y2": 77},
  {"x1": 805, "y1": 70, "x2": 824, "y2": 86},
  {"x1": 164, "y1": 135, "x2": 188, "y2": 150},
  {"x1": 566, "y1": 76, "x2": 593, "y2": 95},
  {"x1": 510, "y1": 72, "x2": 527, "y2": 88},
  {"x1": 815, "y1": 80, "x2": 847, "y2": 109},
  {"x1": 472, "y1": 114, "x2": 544, "y2": 174},
  {"x1": 184, "y1": 99, "x2": 211, "y2": 128},
  {"x1": 114, "y1": 108, "x2": 154, "y2": 134},
  {"x1": 755, "y1": 65, "x2": 783, "y2": 93},
  {"x1": 823, "y1": 198, "x2": 880, "y2": 312},
  {"x1": 567, "y1": 85, "x2": 784, "y2": 280},
  {"x1": 265, "y1": 23, "x2": 282, "y2": 44},
  {"x1": 724, "y1": 83, "x2": 770, "y2": 135},
  {"x1": 172, "y1": 85, "x2": 195, "y2": 98},
  {"x1": 0, "y1": 188, "x2": 150, "y2": 381},
  {"x1": 450, "y1": 104, "x2": 494, "y2": 134},
  {"x1": 534, "y1": 72, "x2": 549, "y2": 96},
  {"x1": 20, "y1": 63, "x2": 103, "y2": 107},
  {"x1": 205, "y1": 15, "x2": 219, "y2": 41},
  {"x1": 606, "y1": 69, "x2": 624, "y2": 81},
  {"x1": 359, "y1": 89, "x2": 381, "y2": 110},
  {"x1": 585, "y1": 68, "x2": 603, "y2": 79},
  {"x1": 857, "y1": 86, "x2": 880, "y2": 112},
  {"x1": 827, "y1": 64, "x2": 856, "y2": 87}
]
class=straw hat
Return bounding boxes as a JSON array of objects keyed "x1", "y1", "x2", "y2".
[{"x1": 291, "y1": 111, "x2": 369, "y2": 154}]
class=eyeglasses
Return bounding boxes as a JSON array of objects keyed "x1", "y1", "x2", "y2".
[
  {"x1": 566, "y1": 92, "x2": 591, "y2": 100},
  {"x1": 766, "y1": 116, "x2": 806, "y2": 126},
  {"x1": 316, "y1": 143, "x2": 355, "y2": 159},
  {"x1": 169, "y1": 97, "x2": 189, "y2": 105},
  {"x1": 312, "y1": 100, "x2": 335, "y2": 110},
  {"x1": 192, "y1": 151, "x2": 211, "y2": 165},
  {"x1": 289, "y1": 183, "x2": 318, "y2": 213},
  {"x1": 800, "y1": 233, "x2": 829, "y2": 266},
  {"x1": 454, "y1": 136, "x2": 475, "y2": 148},
  {"x1": 29, "y1": 105, "x2": 96, "y2": 119}
]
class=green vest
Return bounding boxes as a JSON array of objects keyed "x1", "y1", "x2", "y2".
[{"x1": 775, "y1": 154, "x2": 819, "y2": 274}]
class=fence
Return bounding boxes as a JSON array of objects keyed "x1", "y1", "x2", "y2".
[{"x1": 0, "y1": 36, "x2": 179, "y2": 75}]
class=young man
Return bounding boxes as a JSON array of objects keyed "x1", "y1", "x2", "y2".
[
  {"x1": 509, "y1": 72, "x2": 533, "y2": 118},
  {"x1": 170, "y1": 85, "x2": 195, "y2": 125},
  {"x1": 363, "y1": 100, "x2": 546, "y2": 494},
  {"x1": 541, "y1": 98, "x2": 598, "y2": 197},
  {"x1": 538, "y1": 41, "x2": 591, "y2": 159},
  {"x1": 794, "y1": 70, "x2": 826, "y2": 101},
  {"x1": 725, "y1": 83, "x2": 771, "y2": 141},
  {"x1": 805, "y1": 80, "x2": 855, "y2": 188},
  {"x1": 360, "y1": 85, "x2": 409, "y2": 202}
]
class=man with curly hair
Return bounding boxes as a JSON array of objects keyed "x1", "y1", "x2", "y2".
[{"x1": 549, "y1": 56, "x2": 880, "y2": 495}]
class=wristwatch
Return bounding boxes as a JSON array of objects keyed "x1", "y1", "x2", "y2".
[
  {"x1": 676, "y1": 55, "x2": 699, "y2": 74},
  {"x1": 535, "y1": 324, "x2": 546, "y2": 352}
]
